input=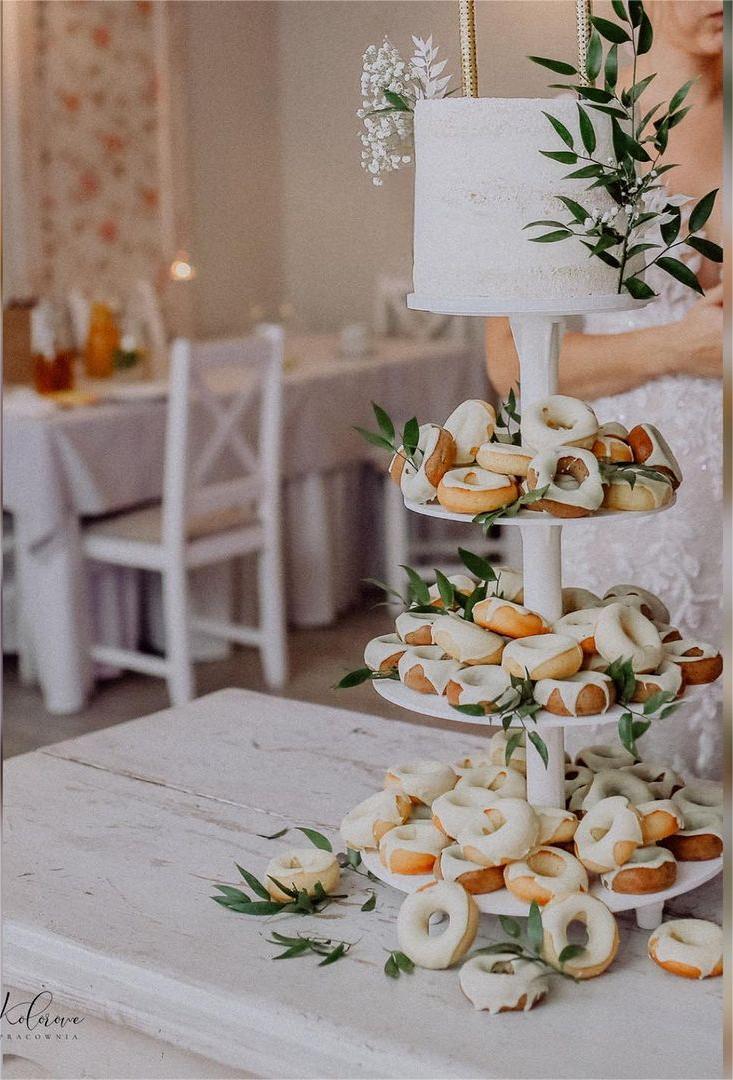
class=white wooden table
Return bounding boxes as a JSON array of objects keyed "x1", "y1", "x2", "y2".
[{"x1": 3, "y1": 689, "x2": 723, "y2": 1079}]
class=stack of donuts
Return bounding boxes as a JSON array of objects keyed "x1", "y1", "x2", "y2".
[
  {"x1": 388, "y1": 395, "x2": 682, "y2": 517},
  {"x1": 365, "y1": 574, "x2": 722, "y2": 718}
]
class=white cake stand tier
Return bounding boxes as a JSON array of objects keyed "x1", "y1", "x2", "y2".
[{"x1": 406, "y1": 292, "x2": 650, "y2": 318}]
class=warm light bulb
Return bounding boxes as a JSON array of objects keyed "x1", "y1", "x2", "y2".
[{"x1": 169, "y1": 252, "x2": 196, "y2": 281}]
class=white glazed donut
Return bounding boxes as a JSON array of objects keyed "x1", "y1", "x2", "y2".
[
  {"x1": 664, "y1": 782, "x2": 724, "y2": 859},
  {"x1": 431, "y1": 614, "x2": 505, "y2": 665},
  {"x1": 472, "y1": 597, "x2": 549, "y2": 638},
  {"x1": 394, "y1": 610, "x2": 440, "y2": 645},
  {"x1": 602, "y1": 473, "x2": 673, "y2": 512},
  {"x1": 601, "y1": 844, "x2": 677, "y2": 894},
  {"x1": 636, "y1": 799, "x2": 684, "y2": 843},
  {"x1": 444, "y1": 399, "x2": 497, "y2": 464},
  {"x1": 522, "y1": 395, "x2": 598, "y2": 451},
  {"x1": 397, "y1": 646, "x2": 462, "y2": 695},
  {"x1": 602, "y1": 584, "x2": 670, "y2": 625},
  {"x1": 565, "y1": 763, "x2": 594, "y2": 804},
  {"x1": 597, "y1": 421, "x2": 629, "y2": 440},
  {"x1": 574, "y1": 796, "x2": 643, "y2": 873},
  {"x1": 432, "y1": 791, "x2": 500, "y2": 839},
  {"x1": 594, "y1": 602, "x2": 663, "y2": 673},
  {"x1": 488, "y1": 729, "x2": 527, "y2": 774},
  {"x1": 541, "y1": 894, "x2": 619, "y2": 978},
  {"x1": 379, "y1": 821, "x2": 450, "y2": 874},
  {"x1": 562, "y1": 586, "x2": 602, "y2": 613},
  {"x1": 363, "y1": 633, "x2": 406, "y2": 672},
  {"x1": 340, "y1": 789, "x2": 411, "y2": 851},
  {"x1": 435, "y1": 843, "x2": 506, "y2": 894},
  {"x1": 485, "y1": 566, "x2": 524, "y2": 603},
  {"x1": 445, "y1": 665, "x2": 517, "y2": 714},
  {"x1": 427, "y1": 574, "x2": 476, "y2": 607},
  {"x1": 265, "y1": 849, "x2": 341, "y2": 902},
  {"x1": 456, "y1": 764, "x2": 527, "y2": 800},
  {"x1": 459, "y1": 953, "x2": 549, "y2": 1013},
  {"x1": 437, "y1": 466, "x2": 518, "y2": 515},
  {"x1": 648, "y1": 919, "x2": 723, "y2": 978},
  {"x1": 591, "y1": 431, "x2": 633, "y2": 463},
  {"x1": 663, "y1": 639, "x2": 723, "y2": 685},
  {"x1": 536, "y1": 806, "x2": 579, "y2": 846},
  {"x1": 672, "y1": 781, "x2": 723, "y2": 827},
  {"x1": 396, "y1": 880, "x2": 479, "y2": 969},
  {"x1": 505, "y1": 846, "x2": 588, "y2": 905},
  {"x1": 384, "y1": 761, "x2": 456, "y2": 805},
  {"x1": 534, "y1": 670, "x2": 615, "y2": 717},
  {"x1": 628, "y1": 423, "x2": 683, "y2": 489},
  {"x1": 580, "y1": 769, "x2": 654, "y2": 812},
  {"x1": 452, "y1": 751, "x2": 494, "y2": 776},
  {"x1": 575, "y1": 744, "x2": 636, "y2": 772},
  {"x1": 631, "y1": 661, "x2": 683, "y2": 703},
  {"x1": 476, "y1": 441, "x2": 535, "y2": 478},
  {"x1": 553, "y1": 608, "x2": 603, "y2": 653},
  {"x1": 527, "y1": 447, "x2": 604, "y2": 517},
  {"x1": 390, "y1": 423, "x2": 456, "y2": 504},
  {"x1": 620, "y1": 762, "x2": 683, "y2": 800},
  {"x1": 457, "y1": 798, "x2": 539, "y2": 866},
  {"x1": 502, "y1": 634, "x2": 583, "y2": 680}
]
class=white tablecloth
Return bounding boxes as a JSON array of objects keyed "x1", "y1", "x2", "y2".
[{"x1": 3, "y1": 335, "x2": 487, "y2": 712}]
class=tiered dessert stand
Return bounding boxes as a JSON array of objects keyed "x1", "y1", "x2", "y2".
[{"x1": 363, "y1": 295, "x2": 722, "y2": 930}]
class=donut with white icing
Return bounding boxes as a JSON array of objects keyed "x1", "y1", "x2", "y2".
[
  {"x1": 631, "y1": 661, "x2": 683, "y2": 703},
  {"x1": 574, "y1": 796, "x2": 643, "y2": 873},
  {"x1": 432, "y1": 790, "x2": 500, "y2": 839},
  {"x1": 384, "y1": 761, "x2": 456, "y2": 805},
  {"x1": 620, "y1": 762, "x2": 683, "y2": 799},
  {"x1": 459, "y1": 953, "x2": 549, "y2": 1013},
  {"x1": 562, "y1": 586, "x2": 602, "y2": 613},
  {"x1": 427, "y1": 574, "x2": 476, "y2": 608},
  {"x1": 456, "y1": 763, "x2": 527, "y2": 801},
  {"x1": 397, "y1": 646, "x2": 462, "y2": 695},
  {"x1": 389, "y1": 423, "x2": 456, "y2": 504},
  {"x1": 458, "y1": 798, "x2": 539, "y2": 866},
  {"x1": 435, "y1": 843, "x2": 505, "y2": 894},
  {"x1": 541, "y1": 894, "x2": 619, "y2": 979},
  {"x1": 628, "y1": 423, "x2": 683, "y2": 489},
  {"x1": 437, "y1": 466, "x2": 518, "y2": 515},
  {"x1": 485, "y1": 566, "x2": 524, "y2": 603},
  {"x1": 522, "y1": 395, "x2": 598, "y2": 452},
  {"x1": 580, "y1": 769, "x2": 654, "y2": 813},
  {"x1": 265, "y1": 849, "x2": 341, "y2": 902},
  {"x1": 662, "y1": 781, "x2": 724, "y2": 860},
  {"x1": 431, "y1": 614, "x2": 505, "y2": 665},
  {"x1": 581, "y1": 652, "x2": 610, "y2": 672},
  {"x1": 395, "y1": 610, "x2": 440, "y2": 645},
  {"x1": 472, "y1": 597, "x2": 550, "y2": 639},
  {"x1": 340, "y1": 790, "x2": 411, "y2": 851},
  {"x1": 601, "y1": 844, "x2": 677, "y2": 894},
  {"x1": 444, "y1": 399, "x2": 497, "y2": 464},
  {"x1": 505, "y1": 846, "x2": 588, "y2": 905},
  {"x1": 535, "y1": 806, "x2": 579, "y2": 846},
  {"x1": 636, "y1": 799, "x2": 684, "y2": 843},
  {"x1": 445, "y1": 665, "x2": 517, "y2": 714},
  {"x1": 591, "y1": 431, "x2": 633, "y2": 463},
  {"x1": 476, "y1": 441, "x2": 535, "y2": 477},
  {"x1": 648, "y1": 919, "x2": 723, "y2": 979},
  {"x1": 527, "y1": 447, "x2": 604, "y2": 518},
  {"x1": 663, "y1": 639, "x2": 723, "y2": 685},
  {"x1": 594, "y1": 602, "x2": 663, "y2": 673},
  {"x1": 363, "y1": 633, "x2": 406, "y2": 672},
  {"x1": 452, "y1": 751, "x2": 494, "y2": 776},
  {"x1": 564, "y1": 764, "x2": 593, "y2": 806},
  {"x1": 534, "y1": 670, "x2": 615, "y2": 717},
  {"x1": 602, "y1": 584, "x2": 670, "y2": 624},
  {"x1": 575, "y1": 744, "x2": 635, "y2": 772},
  {"x1": 488, "y1": 728, "x2": 527, "y2": 774},
  {"x1": 602, "y1": 473, "x2": 673, "y2": 512},
  {"x1": 379, "y1": 821, "x2": 450, "y2": 874},
  {"x1": 502, "y1": 634, "x2": 583, "y2": 681},
  {"x1": 397, "y1": 880, "x2": 478, "y2": 969},
  {"x1": 553, "y1": 608, "x2": 603, "y2": 654}
]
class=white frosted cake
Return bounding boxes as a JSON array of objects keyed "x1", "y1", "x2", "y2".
[{"x1": 412, "y1": 98, "x2": 621, "y2": 307}]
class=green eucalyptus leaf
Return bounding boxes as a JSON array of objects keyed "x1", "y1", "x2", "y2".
[
  {"x1": 689, "y1": 189, "x2": 718, "y2": 233},
  {"x1": 558, "y1": 943, "x2": 587, "y2": 964},
  {"x1": 273, "y1": 942, "x2": 311, "y2": 959},
  {"x1": 394, "y1": 951, "x2": 415, "y2": 973},
  {"x1": 576, "y1": 85, "x2": 615, "y2": 104},
  {"x1": 528, "y1": 55, "x2": 577, "y2": 75},
  {"x1": 637, "y1": 10, "x2": 654, "y2": 53},
  {"x1": 687, "y1": 236, "x2": 723, "y2": 263},
  {"x1": 539, "y1": 150, "x2": 578, "y2": 165},
  {"x1": 527, "y1": 731, "x2": 549, "y2": 770},
  {"x1": 236, "y1": 865, "x2": 272, "y2": 899},
  {"x1": 585, "y1": 102, "x2": 629, "y2": 120},
  {"x1": 237, "y1": 900, "x2": 286, "y2": 915},
  {"x1": 499, "y1": 915, "x2": 522, "y2": 939},
  {"x1": 631, "y1": 718, "x2": 651, "y2": 741},
  {"x1": 660, "y1": 206, "x2": 681, "y2": 246},
  {"x1": 618, "y1": 711, "x2": 635, "y2": 755},
  {"x1": 624, "y1": 275, "x2": 655, "y2": 300},
  {"x1": 529, "y1": 230, "x2": 573, "y2": 243},
  {"x1": 401, "y1": 564, "x2": 431, "y2": 606},
  {"x1": 257, "y1": 826, "x2": 290, "y2": 840},
  {"x1": 505, "y1": 730, "x2": 524, "y2": 768},
  {"x1": 591, "y1": 14, "x2": 630, "y2": 42},
  {"x1": 458, "y1": 547, "x2": 495, "y2": 581},
  {"x1": 361, "y1": 891, "x2": 377, "y2": 912},
  {"x1": 434, "y1": 569, "x2": 456, "y2": 610},
  {"x1": 543, "y1": 111, "x2": 575, "y2": 149},
  {"x1": 667, "y1": 105, "x2": 692, "y2": 130},
  {"x1": 604, "y1": 43, "x2": 619, "y2": 90},
  {"x1": 642, "y1": 690, "x2": 675, "y2": 715},
  {"x1": 668, "y1": 78, "x2": 696, "y2": 114},
  {"x1": 372, "y1": 402, "x2": 395, "y2": 441},
  {"x1": 557, "y1": 195, "x2": 589, "y2": 223},
  {"x1": 576, "y1": 105, "x2": 596, "y2": 155},
  {"x1": 215, "y1": 884, "x2": 249, "y2": 901},
  {"x1": 319, "y1": 943, "x2": 347, "y2": 966},
  {"x1": 474, "y1": 942, "x2": 526, "y2": 956},
  {"x1": 628, "y1": 0, "x2": 643, "y2": 28},
  {"x1": 297, "y1": 827, "x2": 333, "y2": 852},
  {"x1": 384, "y1": 89, "x2": 411, "y2": 111},
  {"x1": 384, "y1": 954, "x2": 399, "y2": 978},
  {"x1": 586, "y1": 29, "x2": 603, "y2": 82},
  {"x1": 354, "y1": 427, "x2": 394, "y2": 452},
  {"x1": 656, "y1": 257, "x2": 704, "y2": 295},
  {"x1": 336, "y1": 667, "x2": 374, "y2": 688},
  {"x1": 527, "y1": 901, "x2": 544, "y2": 954},
  {"x1": 628, "y1": 72, "x2": 656, "y2": 104},
  {"x1": 452, "y1": 703, "x2": 487, "y2": 717},
  {"x1": 611, "y1": 0, "x2": 629, "y2": 21},
  {"x1": 565, "y1": 163, "x2": 605, "y2": 179},
  {"x1": 402, "y1": 417, "x2": 420, "y2": 457},
  {"x1": 625, "y1": 242, "x2": 659, "y2": 260}
]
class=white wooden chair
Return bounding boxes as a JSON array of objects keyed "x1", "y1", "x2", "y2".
[{"x1": 82, "y1": 326, "x2": 287, "y2": 704}]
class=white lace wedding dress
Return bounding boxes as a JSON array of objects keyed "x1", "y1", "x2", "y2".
[{"x1": 560, "y1": 252, "x2": 723, "y2": 778}]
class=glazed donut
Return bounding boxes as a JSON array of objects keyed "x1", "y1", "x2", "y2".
[
  {"x1": 574, "y1": 796, "x2": 643, "y2": 873},
  {"x1": 459, "y1": 953, "x2": 549, "y2": 1013},
  {"x1": 575, "y1": 744, "x2": 636, "y2": 772},
  {"x1": 522, "y1": 395, "x2": 598, "y2": 452},
  {"x1": 592, "y1": 432, "x2": 633, "y2": 463},
  {"x1": 601, "y1": 844, "x2": 677, "y2": 894},
  {"x1": 502, "y1": 634, "x2": 583, "y2": 681},
  {"x1": 637, "y1": 799, "x2": 684, "y2": 843},
  {"x1": 661, "y1": 828, "x2": 723, "y2": 861},
  {"x1": 456, "y1": 764, "x2": 527, "y2": 800},
  {"x1": 394, "y1": 610, "x2": 440, "y2": 645},
  {"x1": 562, "y1": 586, "x2": 602, "y2": 614},
  {"x1": 384, "y1": 760, "x2": 456, "y2": 806},
  {"x1": 648, "y1": 919, "x2": 723, "y2": 979},
  {"x1": 553, "y1": 608, "x2": 602, "y2": 654},
  {"x1": 505, "y1": 846, "x2": 588, "y2": 905},
  {"x1": 602, "y1": 473, "x2": 674, "y2": 512},
  {"x1": 265, "y1": 848, "x2": 341, "y2": 902},
  {"x1": 435, "y1": 843, "x2": 506, "y2": 894},
  {"x1": 486, "y1": 566, "x2": 524, "y2": 604},
  {"x1": 541, "y1": 894, "x2": 619, "y2": 979},
  {"x1": 655, "y1": 623, "x2": 682, "y2": 644},
  {"x1": 397, "y1": 646, "x2": 461, "y2": 695},
  {"x1": 458, "y1": 798, "x2": 539, "y2": 866},
  {"x1": 602, "y1": 584, "x2": 670, "y2": 625},
  {"x1": 662, "y1": 782, "x2": 724, "y2": 860},
  {"x1": 628, "y1": 423, "x2": 683, "y2": 489},
  {"x1": 445, "y1": 665, "x2": 517, "y2": 714},
  {"x1": 379, "y1": 821, "x2": 450, "y2": 874},
  {"x1": 340, "y1": 789, "x2": 411, "y2": 851},
  {"x1": 672, "y1": 781, "x2": 723, "y2": 825},
  {"x1": 535, "y1": 806, "x2": 579, "y2": 846},
  {"x1": 432, "y1": 790, "x2": 500, "y2": 839},
  {"x1": 437, "y1": 467, "x2": 518, "y2": 515},
  {"x1": 428, "y1": 574, "x2": 476, "y2": 608},
  {"x1": 580, "y1": 769, "x2": 653, "y2": 813},
  {"x1": 472, "y1": 597, "x2": 549, "y2": 639},
  {"x1": 663, "y1": 639, "x2": 723, "y2": 685},
  {"x1": 396, "y1": 880, "x2": 479, "y2": 969},
  {"x1": 631, "y1": 661, "x2": 683, "y2": 704},
  {"x1": 364, "y1": 633, "x2": 406, "y2": 672},
  {"x1": 564, "y1": 764, "x2": 594, "y2": 803},
  {"x1": 526, "y1": 447, "x2": 604, "y2": 518},
  {"x1": 390, "y1": 423, "x2": 456, "y2": 504},
  {"x1": 452, "y1": 751, "x2": 494, "y2": 776},
  {"x1": 432, "y1": 614, "x2": 505, "y2": 665},
  {"x1": 488, "y1": 728, "x2": 527, "y2": 774},
  {"x1": 620, "y1": 762, "x2": 683, "y2": 800},
  {"x1": 476, "y1": 441, "x2": 535, "y2": 478},
  {"x1": 594, "y1": 602, "x2": 663, "y2": 673},
  {"x1": 534, "y1": 671, "x2": 615, "y2": 718},
  {"x1": 444, "y1": 399, "x2": 497, "y2": 464}
]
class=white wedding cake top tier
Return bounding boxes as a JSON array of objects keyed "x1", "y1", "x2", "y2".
[{"x1": 413, "y1": 97, "x2": 620, "y2": 302}]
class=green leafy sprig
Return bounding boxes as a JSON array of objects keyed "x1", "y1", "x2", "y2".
[
  {"x1": 334, "y1": 665, "x2": 400, "y2": 689},
  {"x1": 492, "y1": 386, "x2": 522, "y2": 446},
  {"x1": 355, "y1": 402, "x2": 421, "y2": 469},
  {"x1": 599, "y1": 459, "x2": 671, "y2": 490},
  {"x1": 384, "y1": 949, "x2": 415, "y2": 978},
  {"x1": 473, "y1": 484, "x2": 550, "y2": 533},
  {"x1": 474, "y1": 903, "x2": 584, "y2": 980},
  {"x1": 606, "y1": 656, "x2": 680, "y2": 758},
  {"x1": 268, "y1": 931, "x2": 356, "y2": 966},
  {"x1": 454, "y1": 671, "x2": 549, "y2": 769}
]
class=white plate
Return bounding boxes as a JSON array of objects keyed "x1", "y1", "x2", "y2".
[{"x1": 403, "y1": 495, "x2": 676, "y2": 527}]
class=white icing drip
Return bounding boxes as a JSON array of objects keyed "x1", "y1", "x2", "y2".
[
  {"x1": 664, "y1": 639, "x2": 718, "y2": 661},
  {"x1": 649, "y1": 919, "x2": 722, "y2": 978},
  {"x1": 474, "y1": 596, "x2": 537, "y2": 623},
  {"x1": 528, "y1": 446, "x2": 604, "y2": 511},
  {"x1": 597, "y1": 421, "x2": 629, "y2": 439},
  {"x1": 379, "y1": 821, "x2": 449, "y2": 863},
  {"x1": 634, "y1": 660, "x2": 683, "y2": 698},
  {"x1": 363, "y1": 634, "x2": 405, "y2": 671},
  {"x1": 581, "y1": 769, "x2": 653, "y2": 811},
  {"x1": 505, "y1": 845, "x2": 588, "y2": 899},
  {"x1": 595, "y1": 602, "x2": 663, "y2": 673},
  {"x1": 399, "y1": 423, "x2": 443, "y2": 504},
  {"x1": 385, "y1": 760, "x2": 456, "y2": 805},
  {"x1": 574, "y1": 795, "x2": 643, "y2": 871},
  {"x1": 456, "y1": 764, "x2": 526, "y2": 800},
  {"x1": 636, "y1": 798, "x2": 684, "y2": 830},
  {"x1": 432, "y1": 789, "x2": 500, "y2": 839},
  {"x1": 541, "y1": 894, "x2": 617, "y2": 971},
  {"x1": 604, "y1": 473, "x2": 672, "y2": 507},
  {"x1": 440, "y1": 466, "x2": 513, "y2": 491},
  {"x1": 601, "y1": 843, "x2": 676, "y2": 887},
  {"x1": 340, "y1": 790, "x2": 408, "y2": 850},
  {"x1": 553, "y1": 608, "x2": 602, "y2": 644},
  {"x1": 522, "y1": 396, "x2": 598, "y2": 453},
  {"x1": 535, "y1": 806, "x2": 578, "y2": 844},
  {"x1": 431, "y1": 615, "x2": 505, "y2": 664},
  {"x1": 444, "y1": 400, "x2": 496, "y2": 464},
  {"x1": 459, "y1": 953, "x2": 548, "y2": 1014},
  {"x1": 395, "y1": 610, "x2": 440, "y2": 643},
  {"x1": 476, "y1": 442, "x2": 535, "y2": 477},
  {"x1": 449, "y1": 664, "x2": 516, "y2": 708},
  {"x1": 439, "y1": 843, "x2": 487, "y2": 882},
  {"x1": 398, "y1": 648, "x2": 463, "y2": 694},
  {"x1": 457, "y1": 798, "x2": 539, "y2": 865},
  {"x1": 502, "y1": 634, "x2": 581, "y2": 679},
  {"x1": 533, "y1": 670, "x2": 612, "y2": 715}
]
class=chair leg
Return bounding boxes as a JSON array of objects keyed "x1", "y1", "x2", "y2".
[
  {"x1": 383, "y1": 477, "x2": 410, "y2": 612},
  {"x1": 258, "y1": 537, "x2": 288, "y2": 689},
  {"x1": 162, "y1": 563, "x2": 195, "y2": 705}
]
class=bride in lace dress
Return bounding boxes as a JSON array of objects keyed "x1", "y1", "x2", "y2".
[{"x1": 486, "y1": 2, "x2": 724, "y2": 777}]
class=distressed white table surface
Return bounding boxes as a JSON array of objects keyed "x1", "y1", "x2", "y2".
[{"x1": 3, "y1": 689, "x2": 723, "y2": 1079}]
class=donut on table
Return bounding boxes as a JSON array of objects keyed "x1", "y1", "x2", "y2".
[
  {"x1": 488, "y1": 728, "x2": 527, "y2": 774},
  {"x1": 363, "y1": 633, "x2": 406, "y2": 672},
  {"x1": 384, "y1": 761, "x2": 456, "y2": 805},
  {"x1": 395, "y1": 610, "x2": 440, "y2": 645},
  {"x1": 526, "y1": 447, "x2": 604, "y2": 518},
  {"x1": 637, "y1": 799, "x2": 684, "y2": 843},
  {"x1": 389, "y1": 423, "x2": 456, "y2": 504},
  {"x1": 432, "y1": 789, "x2": 500, "y2": 839},
  {"x1": 631, "y1": 661, "x2": 683, "y2": 704},
  {"x1": 553, "y1": 608, "x2": 603, "y2": 654},
  {"x1": 397, "y1": 646, "x2": 461, "y2": 695},
  {"x1": 534, "y1": 670, "x2": 615, "y2": 717},
  {"x1": 435, "y1": 843, "x2": 506, "y2": 894},
  {"x1": 265, "y1": 849, "x2": 341, "y2": 902},
  {"x1": 628, "y1": 423, "x2": 683, "y2": 489},
  {"x1": 535, "y1": 806, "x2": 579, "y2": 846},
  {"x1": 459, "y1": 953, "x2": 549, "y2": 1013},
  {"x1": 476, "y1": 441, "x2": 535, "y2": 477},
  {"x1": 580, "y1": 769, "x2": 653, "y2": 813},
  {"x1": 340, "y1": 790, "x2": 411, "y2": 851},
  {"x1": 457, "y1": 798, "x2": 539, "y2": 866},
  {"x1": 504, "y1": 846, "x2": 588, "y2": 905},
  {"x1": 437, "y1": 467, "x2": 518, "y2": 515},
  {"x1": 541, "y1": 893, "x2": 619, "y2": 979},
  {"x1": 602, "y1": 584, "x2": 670, "y2": 625},
  {"x1": 397, "y1": 880, "x2": 479, "y2": 969},
  {"x1": 575, "y1": 744, "x2": 636, "y2": 772},
  {"x1": 485, "y1": 566, "x2": 524, "y2": 603},
  {"x1": 574, "y1": 795, "x2": 643, "y2": 873},
  {"x1": 379, "y1": 821, "x2": 450, "y2": 874},
  {"x1": 432, "y1": 614, "x2": 505, "y2": 665},
  {"x1": 602, "y1": 473, "x2": 674, "y2": 512},
  {"x1": 562, "y1": 586, "x2": 602, "y2": 614},
  {"x1": 648, "y1": 919, "x2": 723, "y2": 979},
  {"x1": 472, "y1": 597, "x2": 549, "y2": 639},
  {"x1": 594, "y1": 602, "x2": 664, "y2": 673},
  {"x1": 621, "y1": 762, "x2": 683, "y2": 800},
  {"x1": 502, "y1": 634, "x2": 583, "y2": 681},
  {"x1": 444, "y1": 399, "x2": 497, "y2": 464},
  {"x1": 601, "y1": 844, "x2": 677, "y2": 895},
  {"x1": 522, "y1": 395, "x2": 598, "y2": 452},
  {"x1": 456, "y1": 763, "x2": 527, "y2": 800},
  {"x1": 445, "y1": 665, "x2": 517, "y2": 714},
  {"x1": 428, "y1": 574, "x2": 476, "y2": 608},
  {"x1": 663, "y1": 639, "x2": 723, "y2": 685}
]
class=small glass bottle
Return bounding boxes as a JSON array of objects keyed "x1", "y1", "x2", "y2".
[
  {"x1": 31, "y1": 300, "x2": 74, "y2": 393},
  {"x1": 84, "y1": 301, "x2": 120, "y2": 379}
]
